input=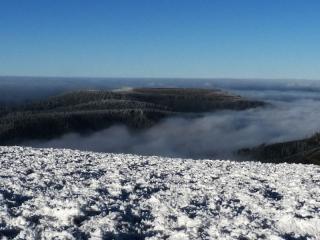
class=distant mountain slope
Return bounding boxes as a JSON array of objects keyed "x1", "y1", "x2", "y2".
[
  {"x1": 0, "y1": 88, "x2": 265, "y2": 144},
  {"x1": 0, "y1": 146, "x2": 319, "y2": 239},
  {"x1": 239, "y1": 133, "x2": 320, "y2": 165}
]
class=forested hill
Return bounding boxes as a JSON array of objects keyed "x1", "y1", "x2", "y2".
[
  {"x1": 239, "y1": 133, "x2": 320, "y2": 165},
  {"x1": 0, "y1": 88, "x2": 265, "y2": 144}
]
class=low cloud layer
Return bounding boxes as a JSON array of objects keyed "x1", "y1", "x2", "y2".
[
  {"x1": 24, "y1": 90, "x2": 320, "y2": 160},
  {"x1": 13, "y1": 78, "x2": 320, "y2": 159}
]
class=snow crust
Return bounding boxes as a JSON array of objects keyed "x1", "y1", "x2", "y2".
[{"x1": 0, "y1": 146, "x2": 319, "y2": 239}]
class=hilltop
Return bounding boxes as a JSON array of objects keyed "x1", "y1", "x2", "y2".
[
  {"x1": 0, "y1": 146, "x2": 319, "y2": 239},
  {"x1": 0, "y1": 88, "x2": 264, "y2": 144}
]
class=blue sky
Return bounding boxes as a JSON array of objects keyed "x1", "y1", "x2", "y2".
[{"x1": 0, "y1": 0, "x2": 320, "y2": 79}]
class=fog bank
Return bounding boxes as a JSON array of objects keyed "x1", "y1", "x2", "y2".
[
  {"x1": 11, "y1": 77, "x2": 320, "y2": 159},
  {"x1": 24, "y1": 99, "x2": 320, "y2": 160}
]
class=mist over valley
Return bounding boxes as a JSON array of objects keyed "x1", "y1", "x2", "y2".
[{"x1": 1, "y1": 77, "x2": 319, "y2": 163}]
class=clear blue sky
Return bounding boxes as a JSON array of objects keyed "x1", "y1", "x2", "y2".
[{"x1": 1, "y1": 0, "x2": 320, "y2": 79}]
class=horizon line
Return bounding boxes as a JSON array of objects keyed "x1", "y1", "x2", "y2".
[{"x1": 0, "y1": 75, "x2": 320, "y2": 82}]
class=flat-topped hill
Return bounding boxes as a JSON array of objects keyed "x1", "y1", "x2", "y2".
[{"x1": 0, "y1": 88, "x2": 265, "y2": 144}]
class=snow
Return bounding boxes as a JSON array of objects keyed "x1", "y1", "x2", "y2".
[{"x1": 0, "y1": 146, "x2": 319, "y2": 240}]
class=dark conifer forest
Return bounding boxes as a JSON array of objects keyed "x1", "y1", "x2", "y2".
[{"x1": 0, "y1": 88, "x2": 264, "y2": 144}]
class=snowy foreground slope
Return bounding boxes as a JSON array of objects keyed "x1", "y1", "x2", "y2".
[{"x1": 0, "y1": 147, "x2": 320, "y2": 240}]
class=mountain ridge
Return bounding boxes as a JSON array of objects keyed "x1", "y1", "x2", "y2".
[{"x1": 0, "y1": 88, "x2": 265, "y2": 144}]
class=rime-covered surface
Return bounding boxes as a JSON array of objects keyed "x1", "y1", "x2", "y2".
[{"x1": 0, "y1": 147, "x2": 319, "y2": 240}]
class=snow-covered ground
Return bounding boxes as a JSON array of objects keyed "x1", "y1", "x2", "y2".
[{"x1": 0, "y1": 146, "x2": 319, "y2": 240}]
